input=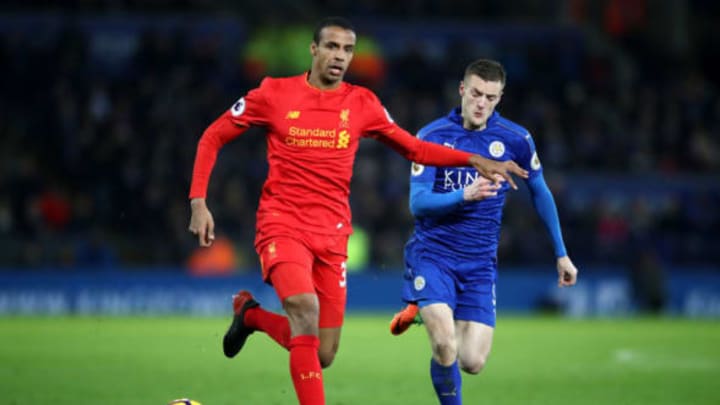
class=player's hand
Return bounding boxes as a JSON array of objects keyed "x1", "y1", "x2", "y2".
[
  {"x1": 556, "y1": 256, "x2": 578, "y2": 287},
  {"x1": 188, "y1": 198, "x2": 215, "y2": 247},
  {"x1": 463, "y1": 175, "x2": 502, "y2": 201},
  {"x1": 468, "y1": 155, "x2": 528, "y2": 190}
]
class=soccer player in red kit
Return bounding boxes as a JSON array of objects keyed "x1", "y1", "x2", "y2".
[{"x1": 188, "y1": 17, "x2": 528, "y2": 405}]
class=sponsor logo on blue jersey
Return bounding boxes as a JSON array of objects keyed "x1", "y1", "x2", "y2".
[{"x1": 441, "y1": 168, "x2": 480, "y2": 191}]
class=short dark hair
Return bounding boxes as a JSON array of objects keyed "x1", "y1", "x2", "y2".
[
  {"x1": 464, "y1": 59, "x2": 506, "y2": 86},
  {"x1": 313, "y1": 16, "x2": 355, "y2": 44}
]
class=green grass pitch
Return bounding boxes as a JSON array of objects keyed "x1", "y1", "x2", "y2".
[{"x1": 1, "y1": 315, "x2": 719, "y2": 404}]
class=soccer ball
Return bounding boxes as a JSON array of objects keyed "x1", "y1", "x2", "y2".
[{"x1": 168, "y1": 399, "x2": 202, "y2": 405}]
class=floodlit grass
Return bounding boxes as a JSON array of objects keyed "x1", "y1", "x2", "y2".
[{"x1": 1, "y1": 315, "x2": 719, "y2": 404}]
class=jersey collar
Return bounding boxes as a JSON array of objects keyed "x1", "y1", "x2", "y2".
[{"x1": 303, "y1": 72, "x2": 348, "y2": 93}]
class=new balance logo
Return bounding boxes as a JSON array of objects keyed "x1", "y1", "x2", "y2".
[{"x1": 286, "y1": 110, "x2": 300, "y2": 119}]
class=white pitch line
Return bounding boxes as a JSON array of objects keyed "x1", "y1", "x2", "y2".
[{"x1": 612, "y1": 348, "x2": 719, "y2": 371}]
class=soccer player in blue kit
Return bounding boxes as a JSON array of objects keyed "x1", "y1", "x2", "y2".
[{"x1": 389, "y1": 59, "x2": 579, "y2": 404}]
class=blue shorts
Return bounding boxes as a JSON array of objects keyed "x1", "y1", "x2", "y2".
[{"x1": 401, "y1": 239, "x2": 497, "y2": 327}]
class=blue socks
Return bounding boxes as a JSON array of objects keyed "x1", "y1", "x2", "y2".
[{"x1": 430, "y1": 358, "x2": 462, "y2": 405}]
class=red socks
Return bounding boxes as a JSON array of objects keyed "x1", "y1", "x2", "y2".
[
  {"x1": 289, "y1": 335, "x2": 324, "y2": 405},
  {"x1": 244, "y1": 309, "x2": 324, "y2": 403},
  {"x1": 244, "y1": 306, "x2": 291, "y2": 349}
]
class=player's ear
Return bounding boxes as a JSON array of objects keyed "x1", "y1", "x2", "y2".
[
  {"x1": 459, "y1": 80, "x2": 465, "y2": 97},
  {"x1": 310, "y1": 42, "x2": 317, "y2": 57}
]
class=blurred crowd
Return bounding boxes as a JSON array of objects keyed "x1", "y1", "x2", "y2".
[{"x1": 0, "y1": 0, "x2": 718, "y2": 272}]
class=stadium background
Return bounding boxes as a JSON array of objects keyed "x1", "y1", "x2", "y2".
[{"x1": 1, "y1": 0, "x2": 718, "y2": 316}]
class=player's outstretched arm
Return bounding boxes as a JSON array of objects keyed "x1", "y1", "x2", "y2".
[
  {"x1": 468, "y1": 155, "x2": 528, "y2": 190},
  {"x1": 557, "y1": 256, "x2": 578, "y2": 287},
  {"x1": 188, "y1": 198, "x2": 215, "y2": 247},
  {"x1": 367, "y1": 122, "x2": 528, "y2": 188}
]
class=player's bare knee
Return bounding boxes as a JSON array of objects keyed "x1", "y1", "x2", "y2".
[
  {"x1": 318, "y1": 328, "x2": 340, "y2": 368},
  {"x1": 432, "y1": 340, "x2": 458, "y2": 366},
  {"x1": 283, "y1": 294, "x2": 319, "y2": 335},
  {"x1": 460, "y1": 356, "x2": 487, "y2": 374},
  {"x1": 283, "y1": 293, "x2": 319, "y2": 315},
  {"x1": 318, "y1": 349, "x2": 336, "y2": 368}
]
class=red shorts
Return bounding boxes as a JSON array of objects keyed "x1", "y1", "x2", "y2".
[{"x1": 255, "y1": 224, "x2": 348, "y2": 328}]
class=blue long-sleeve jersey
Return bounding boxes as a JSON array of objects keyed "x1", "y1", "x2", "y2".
[{"x1": 407, "y1": 108, "x2": 566, "y2": 271}]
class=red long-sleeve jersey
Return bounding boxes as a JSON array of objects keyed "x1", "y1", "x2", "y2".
[{"x1": 190, "y1": 73, "x2": 472, "y2": 235}]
